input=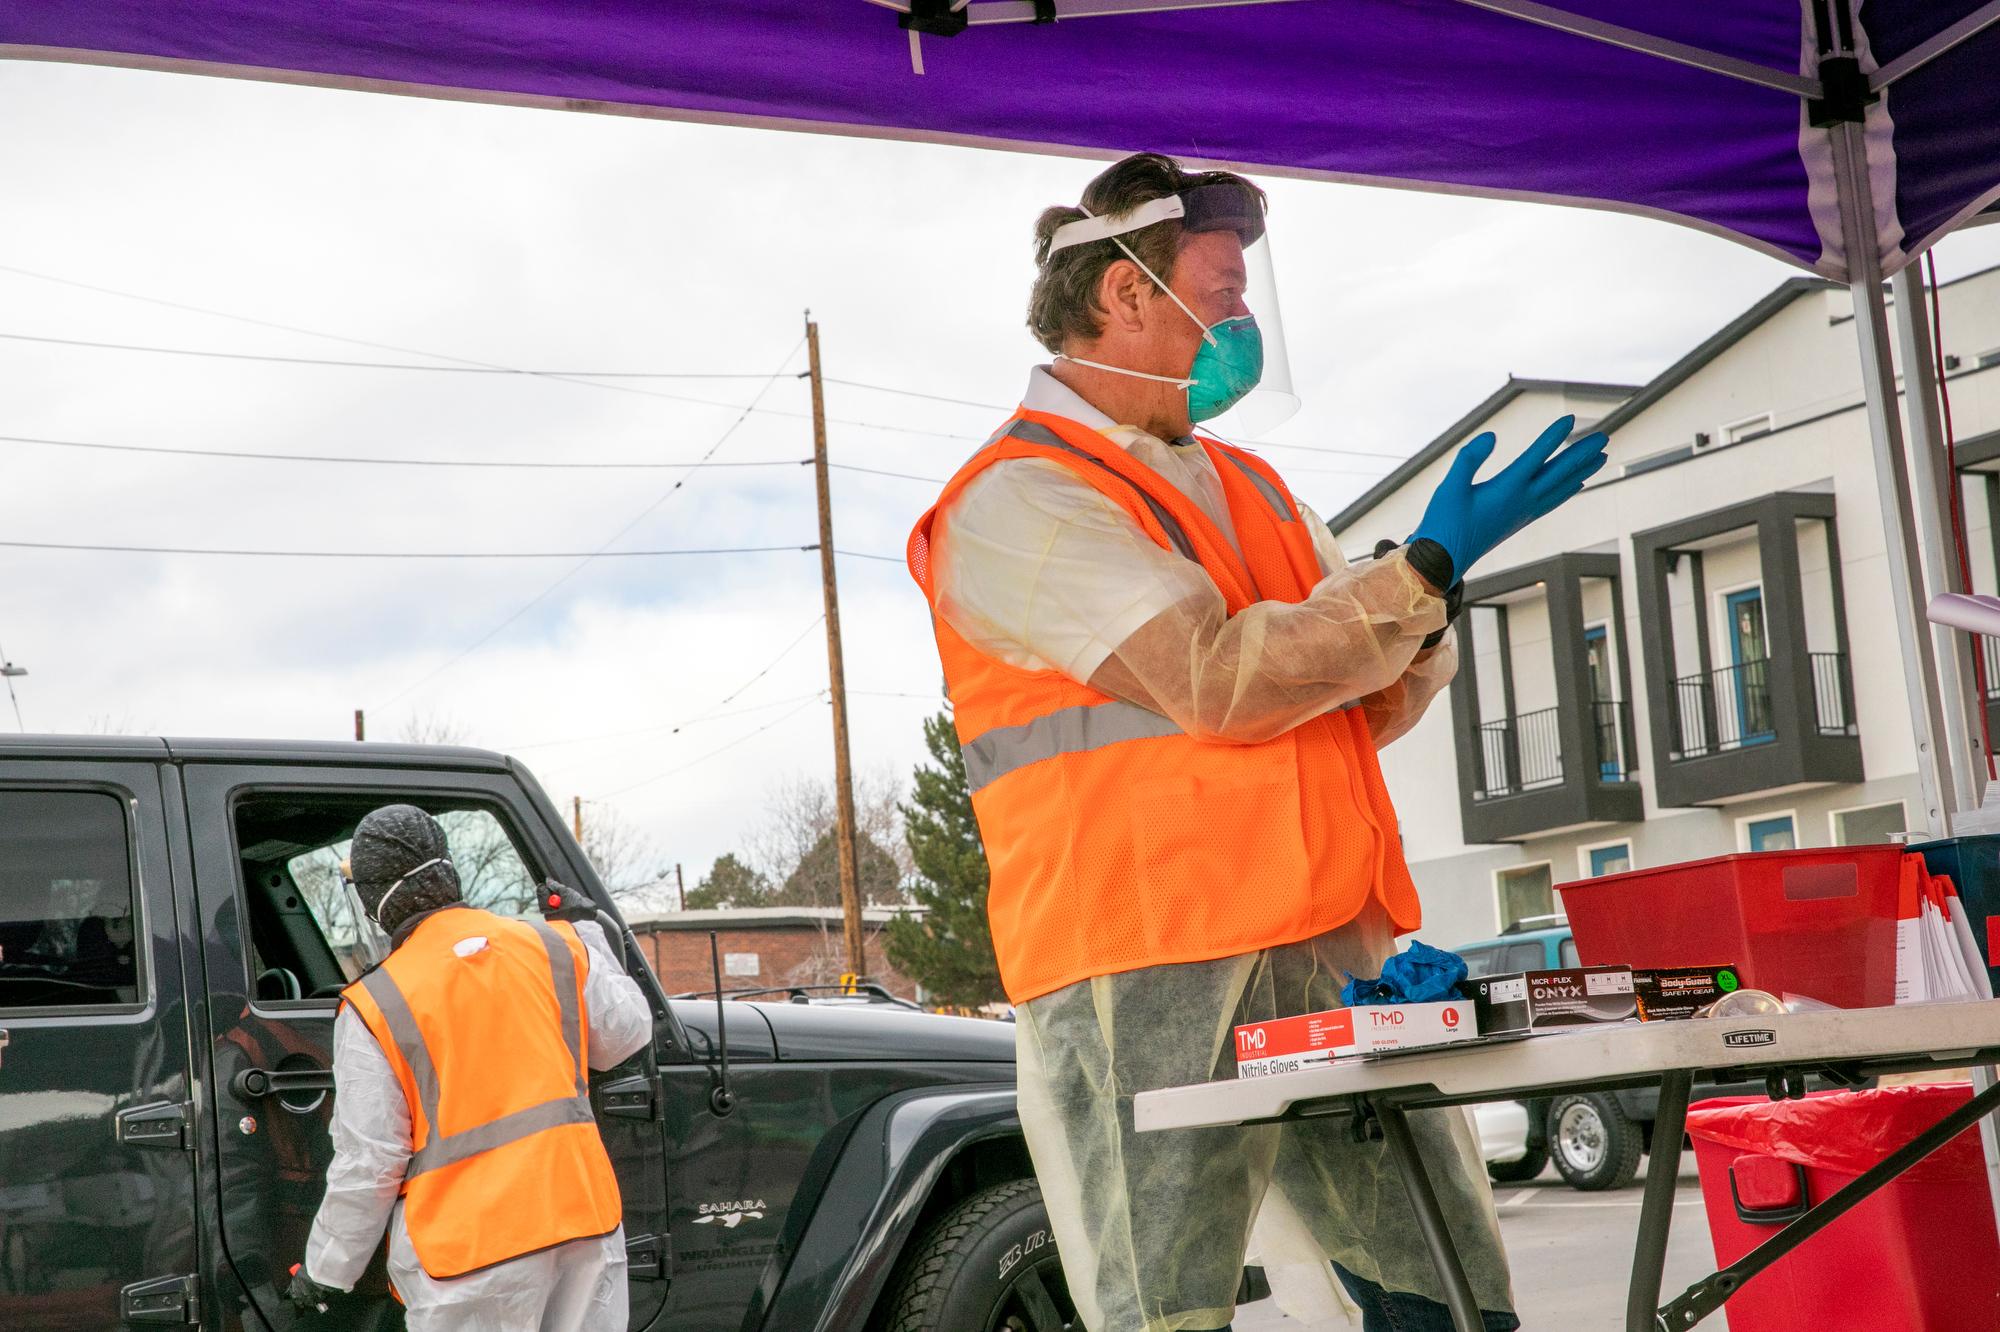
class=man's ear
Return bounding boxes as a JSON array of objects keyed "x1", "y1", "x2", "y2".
[{"x1": 1094, "y1": 257, "x2": 1151, "y2": 335}]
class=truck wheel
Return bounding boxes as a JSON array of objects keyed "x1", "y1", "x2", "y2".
[
  {"x1": 880, "y1": 1177, "x2": 1079, "y2": 1332},
  {"x1": 1548, "y1": 1093, "x2": 1642, "y2": 1191},
  {"x1": 1486, "y1": 1142, "x2": 1549, "y2": 1183}
]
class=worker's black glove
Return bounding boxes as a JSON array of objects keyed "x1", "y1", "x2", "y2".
[
  {"x1": 538, "y1": 878, "x2": 598, "y2": 923},
  {"x1": 285, "y1": 1265, "x2": 337, "y2": 1317},
  {"x1": 1376, "y1": 537, "x2": 1464, "y2": 651}
]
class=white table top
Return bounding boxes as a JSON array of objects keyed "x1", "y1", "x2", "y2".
[{"x1": 1134, "y1": 1000, "x2": 2000, "y2": 1132}]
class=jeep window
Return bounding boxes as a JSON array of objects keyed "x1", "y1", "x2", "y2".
[
  {"x1": 234, "y1": 793, "x2": 545, "y2": 998},
  {"x1": 0, "y1": 790, "x2": 140, "y2": 1009}
]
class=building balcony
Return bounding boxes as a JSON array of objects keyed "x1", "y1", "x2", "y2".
[
  {"x1": 1634, "y1": 493, "x2": 1863, "y2": 807},
  {"x1": 1450, "y1": 553, "x2": 1646, "y2": 843}
]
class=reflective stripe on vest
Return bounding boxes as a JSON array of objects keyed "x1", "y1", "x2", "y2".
[
  {"x1": 1215, "y1": 451, "x2": 1295, "y2": 524},
  {"x1": 964, "y1": 699, "x2": 1184, "y2": 794},
  {"x1": 360, "y1": 919, "x2": 591, "y2": 1180}
]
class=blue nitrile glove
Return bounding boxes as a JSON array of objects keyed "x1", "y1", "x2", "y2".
[
  {"x1": 1341, "y1": 941, "x2": 1471, "y2": 1007},
  {"x1": 1409, "y1": 415, "x2": 1610, "y2": 583}
]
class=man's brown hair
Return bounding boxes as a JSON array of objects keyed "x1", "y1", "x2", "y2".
[{"x1": 1027, "y1": 152, "x2": 1265, "y2": 354}]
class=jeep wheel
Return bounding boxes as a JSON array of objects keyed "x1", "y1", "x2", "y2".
[
  {"x1": 1548, "y1": 1093, "x2": 1642, "y2": 1191},
  {"x1": 880, "y1": 1177, "x2": 1079, "y2": 1332}
]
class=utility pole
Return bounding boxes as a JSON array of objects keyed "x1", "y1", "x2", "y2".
[
  {"x1": 675, "y1": 862, "x2": 686, "y2": 912},
  {"x1": 353, "y1": 709, "x2": 365, "y2": 742},
  {"x1": 807, "y1": 313, "x2": 867, "y2": 978},
  {"x1": 573, "y1": 795, "x2": 584, "y2": 844}
]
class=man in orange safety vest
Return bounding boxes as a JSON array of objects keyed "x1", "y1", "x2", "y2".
[{"x1": 909, "y1": 153, "x2": 1607, "y2": 1331}]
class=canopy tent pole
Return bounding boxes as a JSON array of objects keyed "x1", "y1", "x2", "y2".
[
  {"x1": 1827, "y1": 120, "x2": 1955, "y2": 837},
  {"x1": 1891, "y1": 264, "x2": 1987, "y2": 807}
]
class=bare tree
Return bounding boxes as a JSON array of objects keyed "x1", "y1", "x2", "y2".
[
  {"x1": 576, "y1": 803, "x2": 669, "y2": 901},
  {"x1": 82, "y1": 713, "x2": 152, "y2": 735},
  {"x1": 746, "y1": 767, "x2": 912, "y2": 905},
  {"x1": 397, "y1": 711, "x2": 473, "y2": 746}
]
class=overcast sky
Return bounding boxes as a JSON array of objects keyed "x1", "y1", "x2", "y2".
[{"x1": 3, "y1": 58, "x2": 1997, "y2": 885}]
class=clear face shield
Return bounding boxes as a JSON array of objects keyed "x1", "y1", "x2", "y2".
[{"x1": 1046, "y1": 181, "x2": 1299, "y2": 436}]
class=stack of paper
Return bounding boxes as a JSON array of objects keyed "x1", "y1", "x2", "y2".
[{"x1": 1896, "y1": 855, "x2": 1996, "y2": 1005}]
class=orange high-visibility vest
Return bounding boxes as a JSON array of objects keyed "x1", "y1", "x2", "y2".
[
  {"x1": 343, "y1": 907, "x2": 622, "y2": 1279},
  {"x1": 908, "y1": 409, "x2": 1422, "y2": 1004}
]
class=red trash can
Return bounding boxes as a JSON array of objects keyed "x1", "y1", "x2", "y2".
[{"x1": 1685, "y1": 1085, "x2": 2000, "y2": 1332}]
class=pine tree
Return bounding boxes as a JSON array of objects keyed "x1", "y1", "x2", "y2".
[
  {"x1": 884, "y1": 705, "x2": 1004, "y2": 1006},
  {"x1": 685, "y1": 852, "x2": 770, "y2": 909}
]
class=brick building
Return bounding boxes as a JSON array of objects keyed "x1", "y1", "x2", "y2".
[{"x1": 626, "y1": 906, "x2": 926, "y2": 1001}]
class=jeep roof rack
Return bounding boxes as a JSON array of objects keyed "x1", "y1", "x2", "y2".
[{"x1": 671, "y1": 982, "x2": 924, "y2": 1011}]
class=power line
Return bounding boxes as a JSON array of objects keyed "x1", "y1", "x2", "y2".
[
  {"x1": 835, "y1": 549, "x2": 907, "y2": 563},
  {"x1": 822, "y1": 377, "x2": 1008, "y2": 411},
  {"x1": 593, "y1": 695, "x2": 827, "y2": 800},
  {"x1": 1, "y1": 433, "x2": 815, "y2": 471},
  {"x1": 719, "y1": 615, "x2": 826, "y2": 705},
  {"x1": 0, "y1": 331, "x2": 785, "y2": 378},
  {"x1": 828, "y1": 462, "x2": 949, "y2": 483},
  {"x1": 0, "y1": 538, "x2": 815, "y2": 560},
  {"x1": 505, "y1": 690, "x2": 826, "y2": 753},
  {"x1": 379, "y1": 336, "x2": 806, "y2": 705}
]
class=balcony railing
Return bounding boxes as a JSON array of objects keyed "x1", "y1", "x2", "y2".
[
  {"x1": 1473, "y1": 707, "x2": 1562, "y2": 800},
  {"x1": 1810, "y1": 651, "x2": 1856, "y2": 735},
  {"x1": 1473, "y1": 701, "x2": 1634, "y2": 800},
  {"x1": 1593, "y1": 699, "x2": 1636, "y2": 782},
  {"x1": 1670, "y1": 658, "x2": 1774, "y2": 760},
  {"x1": 1670, "y1": 654, "x2": 1854, "y2": 759}
]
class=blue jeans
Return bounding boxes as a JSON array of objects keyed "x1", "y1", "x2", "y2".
[
  {"x1": 1329, "y1": 1263, "x2": 1520, "y2": 1332},
  {"x1": 1210, "y1": 1266, "x2": 1520, "y2": 1332}
]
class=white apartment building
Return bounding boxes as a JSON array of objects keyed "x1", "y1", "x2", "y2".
[{"x1": 1327, "y1": 265, "x2": 2000, "y2": 950}]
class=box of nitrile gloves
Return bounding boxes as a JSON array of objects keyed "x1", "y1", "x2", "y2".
[
  {"x1": 1468, "y1": 966, "x2": 1637, "y2": 1035},
  {"x1": 1232, "y1": 1001, "x2": 1476, "y2": 1079},
  {"x1": 1633, "y1": 965, "x2": 1740, "y2": 1021}
]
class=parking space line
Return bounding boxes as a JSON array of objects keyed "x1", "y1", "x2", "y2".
[{"x1": 1501, "y1": 1196, "x2": 1706, "y2": 1210}]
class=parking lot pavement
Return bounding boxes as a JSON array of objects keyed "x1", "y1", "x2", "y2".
[{"x1": 1233, "y1": 1158, "x2": 1725, "y2": 1329}]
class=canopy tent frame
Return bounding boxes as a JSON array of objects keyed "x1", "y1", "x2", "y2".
[{"x1": 880, "y1": 0, "x2": 2000, "y2": 103}]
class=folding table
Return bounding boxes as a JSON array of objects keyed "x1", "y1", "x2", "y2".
[{"x1": 1133, "y1": 1001, "x2": 2000, "y2": 1332}]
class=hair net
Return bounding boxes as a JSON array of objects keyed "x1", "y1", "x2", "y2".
[{"x1": 350, "y1": 804, "x2": 461, "y2": 933}]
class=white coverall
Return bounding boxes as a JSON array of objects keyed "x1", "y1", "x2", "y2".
[
  {"x1": 304, "y1": 917, "x2": 653, "y2": 1331},
  {"x1": 931, "y1": 368, "x2": 1510, "y2": 1331}
]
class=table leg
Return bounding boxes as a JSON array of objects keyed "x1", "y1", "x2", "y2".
[
  {"x1": 1625, "y1": 1070, "x2": 1693, "y2": 1332},
  {"x1": 1376, "y1": 1101, "x2": 1483, "y2": 1332}
]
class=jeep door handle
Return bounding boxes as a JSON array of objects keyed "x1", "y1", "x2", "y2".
[{"x1": 231, "y1": 1066, "x2": 335, "y2": 1101}]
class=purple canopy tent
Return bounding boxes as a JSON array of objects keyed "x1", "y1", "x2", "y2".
[{"x1": 4, "y1": 0, "x2": 1997, "y2": 805}]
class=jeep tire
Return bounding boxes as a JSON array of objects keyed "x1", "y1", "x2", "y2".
[
  {"x1": 879, "y1": 1177, "x2": 1079, "y2": 1332},
  {"x1": 1548, "y1": 1092, "x2": 1642, "y2": 1191}
]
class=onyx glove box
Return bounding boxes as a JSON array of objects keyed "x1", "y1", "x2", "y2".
[{"x1": 1467, "y1": 966, "x2": 1637, "y2": 1035}]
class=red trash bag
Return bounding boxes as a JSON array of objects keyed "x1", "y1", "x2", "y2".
[{"x1": 1685, "y1": 1085, "x2": 2000, "y2": 1332}]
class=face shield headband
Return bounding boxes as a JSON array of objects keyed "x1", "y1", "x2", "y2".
[
  {"x1": 1044, "y1": 183, "x2": 1272, "y2": 422},
  {"x1": 352, "y1": 855, "x2": 455, "y2": 930}
]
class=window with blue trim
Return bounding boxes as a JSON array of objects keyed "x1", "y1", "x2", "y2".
[{"x1": 1746, "y1": 815, "x2": 1797, "y2": 853}]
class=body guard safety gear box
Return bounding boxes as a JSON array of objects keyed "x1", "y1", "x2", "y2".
[
  {"x1": 1634, "y1": 965, "x2": 1740, "y2": 1021},
  {"x1": 1468, "y1": 966, "x2": 1636, "y2": 1035},
  {"x1": 1232, "y1": 1001, "x2": 1476, "y2": 1078}
]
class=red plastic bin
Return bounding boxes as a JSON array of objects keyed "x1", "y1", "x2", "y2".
[
  {"x1": 1686, "y1": 1086, "x2": 2000, "y2": 1332},
  {"x1": 1557, "y1": 845, "x2": 1904, "y2": 1009}
]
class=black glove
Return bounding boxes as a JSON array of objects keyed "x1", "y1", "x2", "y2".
[
  {"x1": 286, "y1": 1266, "x2": 336, "y2": 1316},
  {"x1": 538, "y1": 879, "x2": 598, "y2": 923},
  {"x1": 1375, "y1": 537, "x2": 1464, "y2": 651}
]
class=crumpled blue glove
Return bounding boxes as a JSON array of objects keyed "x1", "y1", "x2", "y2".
[
  {"x1": 1409, "y1": 415, "x2": 1609, "y2": 582},
  {"x1": 1341, "y1": 940, "x2": 1470, "y2": 1007}
]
